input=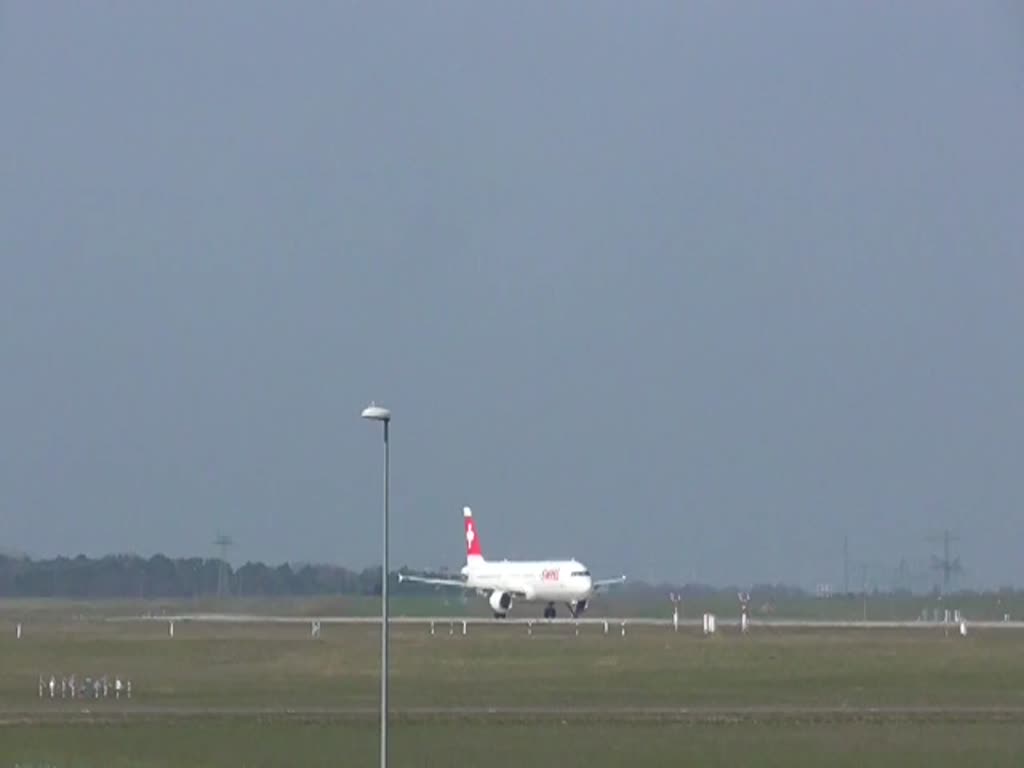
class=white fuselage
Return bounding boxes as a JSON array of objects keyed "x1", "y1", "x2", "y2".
[{"x1": 461, "y1": 558, "x2": 593, "y2": 603}]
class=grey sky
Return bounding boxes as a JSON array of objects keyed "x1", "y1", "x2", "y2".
[{"x1": 1, "y1": 2, "x2": 1021, "y2": 589}]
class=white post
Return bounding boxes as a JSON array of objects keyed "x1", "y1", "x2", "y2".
[
  {"x1": 703, "y1": 613, "x2": 717, "y2": 635},
  {"x1": 620, "y1": 622, "x2": 626, "y2": 637},
  {"x1": 462, "y1": 620, "x2": 467, "y2": 636},
  {"x1": 575, "y1": 622, "x2": 580, "y2": 636},
  {"x1": 430, "y1": 621, "x2": 435, "y2": 635},
  {"x1": 959, "y1": 620, "x2": 968, "y2": 637},
  {"x1": 527, "y1": 621, "x2": 533, "y2": 636},
  {"x1": 16, "y1": 623, "x2": 22, "y2": 640},
  {"x1": 169, "y1": 621, "x2": 175, "y2": 638},
  {"x1": 673, "y1": 608, "x2": 679, "y2": 632},
  {"x1": 737, "y1": 592, "x2": 751, "y2": 634},
  {"x1": 603, "y1": 621, "x2": 609, "y2": 635}
]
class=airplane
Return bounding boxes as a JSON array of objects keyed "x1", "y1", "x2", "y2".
[{"x1": 397, "y1": 506, "x2": 626, "y2": 619}]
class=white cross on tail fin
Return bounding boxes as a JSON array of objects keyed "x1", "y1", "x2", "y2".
[{"x1": 463, "y1": 506, "x2": 484, "y2": 564}]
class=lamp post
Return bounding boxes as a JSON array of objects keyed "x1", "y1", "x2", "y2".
[{"x1": 361, "y1": 402, "x2": 391, "y2": 768}]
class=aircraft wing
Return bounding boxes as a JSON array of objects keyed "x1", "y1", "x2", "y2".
[
  {"x1": 397, "y1": 573, "x2": 470, "y2": 589},
  {"x1": 591, "y1": 574, "x2": 627, "y2": 592},
  {"x1": 398, "y1": 573, "x2": 529, "y2": 599}
]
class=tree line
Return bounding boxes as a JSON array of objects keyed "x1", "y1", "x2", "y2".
[
  {"x1": 0, "y1": 552, "x2": 1007, "y2": 600},
  {"x1": 0, "y1": 553, "x2": 403, "y2": 599},
  {"x1": 0, "y1": 552, "x2": 802, "y2": 600}
]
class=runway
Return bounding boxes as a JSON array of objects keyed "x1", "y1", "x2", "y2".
[{"x1": 104, "y1": 613, "x2": 1024, "y2": 631}]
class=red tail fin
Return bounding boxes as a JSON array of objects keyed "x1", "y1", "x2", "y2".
[{"x1": 464, "y1": 506, "x2": 483, "y2": 562}]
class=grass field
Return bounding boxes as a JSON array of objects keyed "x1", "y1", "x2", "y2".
[
  {"x1": 3, "y1": 722, "x2": 1024, "y2": 768},
  {"x1": 2, "y1": 599, "x2": 1024, "y2": 766}
]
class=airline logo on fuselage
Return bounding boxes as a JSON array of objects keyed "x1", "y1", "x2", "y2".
[{"x1": 541, "y1": 568, "x2": 560, "y2": 582}]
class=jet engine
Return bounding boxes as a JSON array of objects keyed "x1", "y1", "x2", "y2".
[{"x1": 488, "y1": 591, "x2": 513, "y2": 617}]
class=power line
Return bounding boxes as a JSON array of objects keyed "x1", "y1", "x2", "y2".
[
  {"x1": 843, "y1": 535, "x2": 849, "y2": 594},
  {"x1": 213, "y1": 532, "x2": 234, "y2": 598},
  {"x1": 893, "y1": 557, "x2": 911, "y2": 593},
  {"x1": 927, "y1": 529, "x2": 961, "y2": 593}
]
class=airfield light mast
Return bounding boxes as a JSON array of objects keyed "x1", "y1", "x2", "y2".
[{"x1": 362, "y1": 402, "x2": 392, "y2": 768}]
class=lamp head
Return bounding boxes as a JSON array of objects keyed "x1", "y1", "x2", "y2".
[{"x1": 361, "y1": 402, "x2": 391, "y2": 422}]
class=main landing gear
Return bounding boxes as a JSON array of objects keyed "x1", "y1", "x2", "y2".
[
  {"x1": 568, "y1": 599, "x2": 588, "y2": 619},
  {"x1": 542, "y1": 600, "x2": 588, "y2": 620}
]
